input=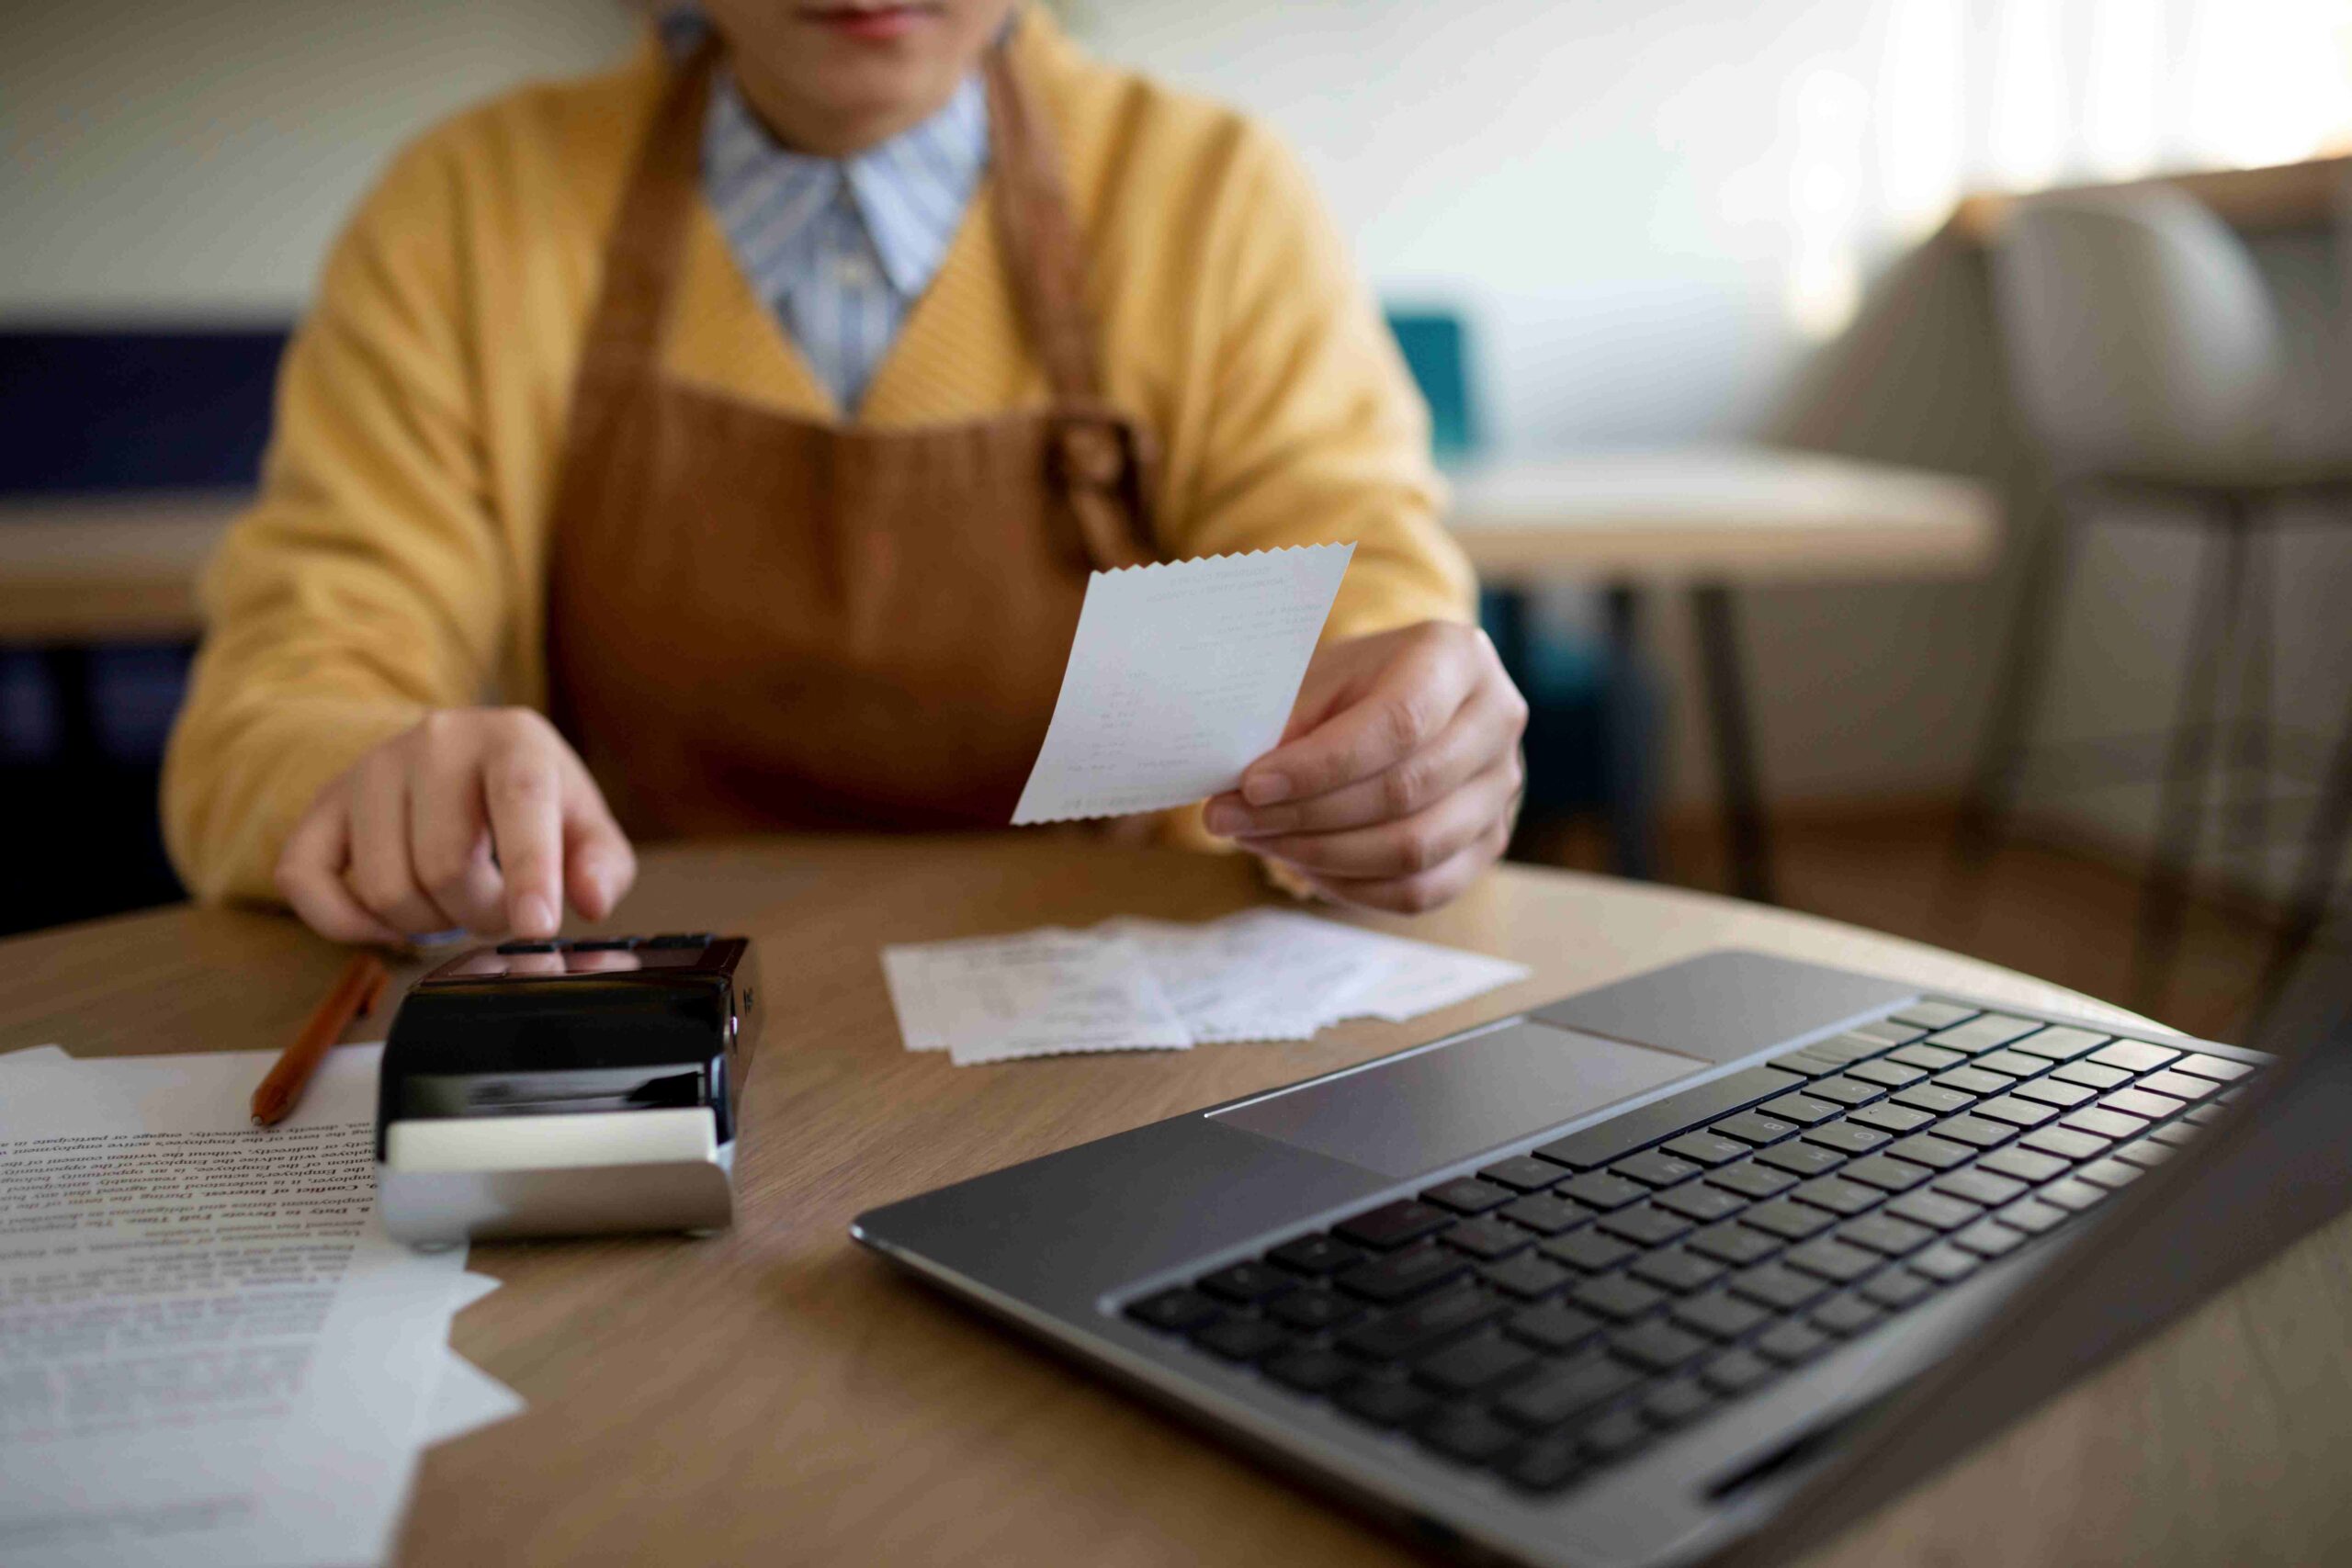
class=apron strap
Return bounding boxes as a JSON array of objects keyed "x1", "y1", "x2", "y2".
[{"x1": 576, "y1": 38, "x2": 722, "y2": 385}]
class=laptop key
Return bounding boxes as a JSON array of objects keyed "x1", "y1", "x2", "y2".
[
  {"x1": 1480, "y1": 1156, "x2": 1572, "y2": 1192},
  {"x1": 1269, "y1": 1235, "x2": 1368, "y2": 1275},
  {"x1": 1852, "y1": 1017, "x2": 1929, "y2": 1044},
  {"x1": 1416, "y1": 1333, "x2": 1537, "y2": 1394},
  {"x1": 1804, "y1": 1035, "x2": 1884, "y2": 1066},
  {"x1": 1951, "y1": 1219, "x2": 2027, "y2": 1258},
  {"x1": 2091, "y1": 1040, "x2": 2181, "y2": 1073},
  {"x1": 1264, "y1": 1347, "x2": 1357, "y2": 1393},
  {"x1": 1572, "y1": 1273, "x2": 1667, "y2": 1322},
  {"x1": 2052, "y1": 1060, "x2": 2132, "y2": 1091},
  {"x1": 1849, "y1": 1102, "x2": 1936, "y2": 1134},
  {"x1": 1540, "y1": 1230, "x2": 1638, "y2": 1273},
  {"x1": 1973, "y1": 1095, "x2": 2059, "y2": 1128},
  {"x1": 1803, "y1": 1122, "x2": 1892, "y2": 1156},
  {"x1": 2185, "y1": 1103, "x2": 2224, "y2": 1125},
  {"x1": 1933, "y1": 1168, "x2": 2025, "y2": 1206},
  {"x1": 1709, "y1": 1161, "x2": 1798, "y2": 1200},
  {"x1": 1792, "y1": 1177, "x2": 1881, "y2": 1216},
  {"x1": 2172, "y1": 1053, "x2": 2253, "y2": 1084},
  {"x1": 1497, "y1": 1350, "x2": 1640, "y2": 1428},
  {"x1": 1423, "y1": 1178, "x2": 1515, "y2": 1215},
  {"x1": 1614, "y1": 1149, "x2": 1705, "y2": 1188},
  {"x1": 1729, "y1": 1262, "x2": 1827, "y2": 1311},
  {"x1": 1672, "y1": 1290, "x2": 1770, "y2": 1341},
  {"x1": 1924, "y1": 1013, "x2": 2041, "y2": 1054},
  {"x1": 1556, "y1": 1171, "x2": 1648, "y2": 1211},
  {"x1": 1441, "y1": 1217, "x2": 1534, "y2": 1260},
  {"x1": 1756, "y1": 1142, "x2": 1847, "y2": 1178},
  {"x1": 1611, "y1": 1319, "x2": 1710, "y2": 1372},
  {"x1": 1642, "y1": 1379, "x2": 1717, "y2": 1429},
  {"x1": 1656, "y1": 1183, "x2": 1747, "y2": 1224},
  {"x1": 1744, "y1": 1200, "x2": 1837, "y2": 1240},
  {"x1": 1128, "y1": 1288, "x2": 1224, "y2": 1332},
  {"x1": 1662, "y1": 1132, "x2": 1750, "y2": 1168},
  {"x1": 1761, "y1": 1092, "x2": 1839, "y2": 1125},
  {"x1": 2021, "y1": 1126, "x2": 2111, "y2": 1161},
  {"x1": 1907, "y1": 1244, "x2": 1978, "y2": 1283},
  {"x1": 1996, "y1": 1198, "x2": 2068, "y2": 1235},
  {"x1": 1700, "y1": 1349, "x2": 1776, "y2": 1395},
  {"x1": 2062, "y1": 1108, "x2": 2146, "y2": 1141},
  {"x1": 1756, "y1": 1321, "x2": 1830, "y2": 1366},
  {"x1": 1978, "y1": 1146, "x2": 2069, "y2": 1182},
  {"x1": 1337, "y1": 1375, "x2": 1437, "y2": 1427},
  {"x1": 1932, "y1": 1117, "x2": 2015, "y2": 1149},
  {"x1": 1783, "y1": 1237, "x2": 1878, "y2": 1283},
  {"x1": 1934, "y1": 1066, "x2": 2014, "y2": 1096},
  {"x1": 2036, "y1": 1178, "x2": 2107, "y2": 1213},
  {"x1": 1846, "y1": 1059, "x2": 1925, "y2": 1089},
  {"x1": 2102, "y1": 1089, "x2": 2185, "y2": 1121},
  {"x1": 1508, "y1": 1301, "x2": 1606, "y2": 1353},
  {"x1": 1888, "y1": 1134, "x2": 1972, "y2": 1170},
  {"x1": 1416, "y1": 1404, "x2": 1521, "y2": 1464},
  {"x1": 2148, "y1": 1122, "x2": 2199, "y2": 1148},
  {"x1": 1973, "y1": 1049, "x2": 2052, "y2": 1077},
  {"x1": 1891, "y1": 1085, "x2": 1975, "y2": 1116},
  {"x1": 2007, "y1": 1025, "x2": 2109, "y2": 1061},
  {"x1": 1193, "y1": 1316, "x2": 1291, "y2": 1361},
  {"x1": 1860, "y1": 1269, "x2": 1937, "y2": 1309},
  {"x1": 1713, "y1": 1111, "x2": 1799, "y2": 1145},
  {"x1": 1504, "y1": 1438, "x2": 1589, "y2": 1492},
  {"x1": 1576, "y1": 1409, "x2": 1651, "y2": 1462},
  {"x1": 1885, "y1": 1190, "x2": 1980, "y2": 1230},
  {"x1": 2136, "y1": 1070, "x2": 2217, "y2": 1102},
  {"x1": 1340, "y1": 1285, "x2": 1508, "y2": 1359},
  {"x1": 1335, "y1": 1201, "x2": 1453, "y2": 1250},
  {"x1": 1628, "y1": 1247, "x2": 1724, "y2": 1293},
  {"x1": 1269, "y1": 1289, "x2": 1361, "y2": 1331},
  {"x1": 1596, "y1": 1204, "x2": 1692, "y2": 1247},
  {"x1": 1838, "y1": 1213, "x2": 1934, "y2": 1256},
  {"x1": 2010, "y1": 1077, "x2": 2097, "y2": 1109},
  {"x1": 1890, "y1": 1043, "x2": 1968, "y2": 1072},
  {"x1": 1893, "y1": 1000, "x2": 1974, "y2": 1030},
  {"x1": 1807, "y1": 1077, "x2": 1884, "y2": 1107},
  {"x1": 1769, "y1": 1051, "x2": 1842, "y2": 1077},
  {"x1": 2114, "y1": 1138, "x2": 2174, "y2": 1169},
  {"x1": 1481, "y1": 1253, "x2": 1575, "y2": 1301},
  {"x1": 1688, "y1": 1222, "x2": 1781, "y2": 1267},
  {"x1": 1198, "y1": 1261, "x2": 1299, "y2": 1304},
  {"x1": 1841, "y1": 1154, "x2": 1932, "y2": 1192},
  {"x1": 1500, "y1": 1193, "x2": 1592, "y2": 1235},
  {"x1": 1812, "y1": 1294, "x2": 1885, "y2": 1337},
  {"x1": 1338, "y1": 1245, "x2": 1473, "y2": 1303},
  {"x1": 2076, "y1": 1157, "x2": 2143, "y2": 1190}
]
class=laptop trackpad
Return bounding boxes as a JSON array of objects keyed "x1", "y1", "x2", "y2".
[{"x1": 1211, "y1": 1021, "x2": 1705, "y2": 1179}]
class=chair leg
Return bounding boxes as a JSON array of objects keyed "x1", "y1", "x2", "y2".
[
  {"x1": 2251, "y1": 677, "x2": 2352, "y2": 1029},
  {"x1": 1690, "y1": 583, "x2": 1775, "y2": 904},
  {"x1": 1603, "y1": 584, "x2": 1659, "y2": 882},
  {"x1": 2130, "y1": 503, "x2": 2250, "y2": 1014},
  {"x1": 1953, "y1": 491, "x2": 2078, "y2": 867},
  {"x1": 2225, "y1": 520, "x2": 2273, "y2": 863}
]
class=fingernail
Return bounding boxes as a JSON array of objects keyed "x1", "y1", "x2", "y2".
[
  {"x1": 515, "y1": 894, "x2": 554, "y2": 935},
  {"x1": 1204, "y1": 801, "x2": 1245, "y2": 836},
  {"x1": 1243, "y1": 771, "x2": 1290, "y2": 806}
]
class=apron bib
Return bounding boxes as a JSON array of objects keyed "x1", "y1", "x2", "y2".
[{"x1": 546, "y1": 38, "x2": 1156, "y2": 835}]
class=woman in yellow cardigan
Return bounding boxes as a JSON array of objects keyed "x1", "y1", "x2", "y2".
[{"x1": 163, "y1": 0, "x2": 1526, "y2": 943}]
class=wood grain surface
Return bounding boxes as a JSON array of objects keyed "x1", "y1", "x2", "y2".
[{"x1": 2, "y1": 835, "x2": 2345, "y2": 1567}]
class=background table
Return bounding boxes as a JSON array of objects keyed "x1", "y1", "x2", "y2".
[
  {"x1": 2, "y1": 835, "x2": 2344, "y2": 1567},
  {"x1": 1445, "y1": 446, "x2": 1999, "y2": 903}
]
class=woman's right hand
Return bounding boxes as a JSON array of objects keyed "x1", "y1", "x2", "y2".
[{"x1": 275, "y1": 707, "x2": 636, "y2": 943}]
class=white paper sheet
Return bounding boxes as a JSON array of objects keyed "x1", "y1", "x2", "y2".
[
  {"x1": 0, "y1": 1045, "x2": 471, "y2": 1568},
  {"x1": 880, "y1": 930, "x2": 1192, "y2": 1065},
  {"x1": 420, "y1": 1352, "x2": 526, "y2": 1450},
  {"x1": 1012, "y1": 545, "x2": 1353, "y2": 825},
  {"x1": 886, "y1": 911, "x2": 1530, "y2": 1064}
]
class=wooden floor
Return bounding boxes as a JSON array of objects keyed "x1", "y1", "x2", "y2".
[{"x1": 1521, "y1": 804, "x2": 2292, "y2": 1043}]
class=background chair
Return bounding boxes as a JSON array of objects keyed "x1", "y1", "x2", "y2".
[{"x1": 1962, "y1": 187, "x2": 2352, "y2": 1017}]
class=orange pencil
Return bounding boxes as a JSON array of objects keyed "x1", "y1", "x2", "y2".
[{"x1": 251, "y1": 951, "x2": 391, "y2": 1126}]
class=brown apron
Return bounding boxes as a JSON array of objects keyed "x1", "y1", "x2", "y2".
[{"x1": 545, "y1": 37, "x2": 1156, "y2": 836}]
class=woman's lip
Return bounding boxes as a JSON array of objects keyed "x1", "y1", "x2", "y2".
[{"x1": 799, "y1": 4, "x2": 938, "y2": 41}]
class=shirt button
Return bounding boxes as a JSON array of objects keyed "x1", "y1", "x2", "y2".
[{"x1": 833, "y1": 254, "x2": 873, "y2": 287}]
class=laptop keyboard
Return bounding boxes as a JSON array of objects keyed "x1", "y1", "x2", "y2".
[{"x1": 1120, "y1": 1000, "x2": 2258, "y2": 1497}]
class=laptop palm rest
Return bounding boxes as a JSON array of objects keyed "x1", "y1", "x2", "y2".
[{"x1": 1211, "y1": 1021, "x2": 1704, "y2": 1179}]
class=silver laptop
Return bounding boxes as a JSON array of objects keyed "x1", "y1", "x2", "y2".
[{"x1": 852, "y1": 949, "x2": 2349, "y2": 1567}]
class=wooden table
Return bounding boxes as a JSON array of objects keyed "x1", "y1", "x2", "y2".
[
  {"x1": 0, "y1": 491, "x2": 242, "y2": 644},
  {"x1": 2, "y1": 833, "x2": 2343, "y2": 1567},
  {"x1": 1445, "y1": 446, "x2": 1998, "y2": 905}
]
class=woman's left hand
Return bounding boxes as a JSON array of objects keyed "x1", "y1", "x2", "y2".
[{"x1": 1204, "y1": 621, "x2": 1529, "y2": 913}]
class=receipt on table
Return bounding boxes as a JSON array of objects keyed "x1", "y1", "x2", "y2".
[
  {"x1": 1012, "y1": 545, "x2": 1353, "y2": 825},
  {"x1": 880, "y1": 930, "x2": 1192, "y2": 1066}
]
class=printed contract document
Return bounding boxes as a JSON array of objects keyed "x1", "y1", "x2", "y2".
[{"x1": 1013, "y1": 544, "x2": 1353, "y2": 824}]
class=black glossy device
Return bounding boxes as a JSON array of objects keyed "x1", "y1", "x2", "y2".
[{"x1": 376, "y1": 934, "x2": 762, "y2": 1247}]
